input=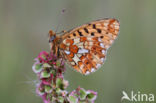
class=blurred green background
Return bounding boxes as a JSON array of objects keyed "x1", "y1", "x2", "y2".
[{"x1": 1, "y1": 0, "x2": 156, "y2": 103}]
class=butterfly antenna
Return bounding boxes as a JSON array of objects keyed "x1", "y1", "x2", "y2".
[{"x1": 55, "y1": 8, "x2": 66, "y2": 33}]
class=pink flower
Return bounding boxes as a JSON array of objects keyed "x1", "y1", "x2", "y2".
[
  {"x1": 32, "y1": 51, "x2": 97, "y2": 103},
  {"x1": 42, "y1": 74, "x2": 53, "y2": 85},
  {"x1": 38, "y1": 51, "x2": 49, "y2": 63}
]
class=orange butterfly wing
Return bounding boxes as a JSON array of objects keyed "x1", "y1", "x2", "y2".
[{"x1": 59, "y1": 18, "x2": 120, "y2": 75}]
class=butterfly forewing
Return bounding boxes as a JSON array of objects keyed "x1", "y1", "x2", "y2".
[{"x1": 59, "y1": 18, "x2": 120, "y2": 75}]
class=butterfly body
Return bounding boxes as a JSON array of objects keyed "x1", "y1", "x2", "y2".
[{"x1": 49, "y1": 18, "x2": 120, "y2": 75}]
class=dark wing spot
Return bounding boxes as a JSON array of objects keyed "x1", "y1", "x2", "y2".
[
  {"x1": 78, "y1": 30, "x2": 83, "y2": 36},
  {"x1": 93, "y1": 24, "x2": 96, "y2": 29},
  {"x1": 57, "y1": 47, "x2": 60, "y2": 57},
  {"x1": 100, "y1": 36, "x2": 103, "y2": 38},
  {"x1": 97, "y1": 29, "x2": 102, "y2": 33},
  {"x1": 91, "y1": 32, "x2": 94, "y2": 36},
  {"x1": 73, "y1": 33, "x2": 76, "y2": 36},
  {"x1": 84, "y1": 28, "x2": 89, "y2": 33}
]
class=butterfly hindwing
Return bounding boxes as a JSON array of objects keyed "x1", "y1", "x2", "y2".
[{"x1": 59, "y1": 18, "x2": 120, "y2": 75}]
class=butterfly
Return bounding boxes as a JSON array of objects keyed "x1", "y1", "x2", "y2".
[{"x1": 49, "y1": 18, "x2": 120, "y2": 75}]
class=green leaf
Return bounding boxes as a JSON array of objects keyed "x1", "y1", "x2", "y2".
[
  {"x1": 41, "y1": 70, "x2": 50, "y2": 78},
  {"x1": 87, "y1": 93, "x2": 96, "y2": 101},
  {"x1": 42, "y1": 63, "x2": 51, "y2": 68},
  {"x1": 58, "y1": 96, "x2": 64, "y2": 103},
  {"x1": 50, "y1": 69, "x2": 55, "y2": 74},
  {"x1": 68, "y1": 95, "x2": 77, "y2": 103},
  {"x1": 32, "y1": 63, "x2": 42, "y2": 73},
  {"x1": 45, "y1": 85, "x2": 52, "y2": 93},
  {"x1": 79, "y1": 89, "x2": 87, "y2": 100},
  {"x1": 56, "y1": 78, "x2": 64, "y2": 89},
  {"x1": 40, "y1": 54, "x2": 46, "y2": 60},
  {"x1": 56, "y1": 88, "x2": 61, "y2": 94}
]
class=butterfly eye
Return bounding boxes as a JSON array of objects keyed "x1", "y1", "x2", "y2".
[{"x1": 49, "y1": 35, "x2": 56, "y2": 43}]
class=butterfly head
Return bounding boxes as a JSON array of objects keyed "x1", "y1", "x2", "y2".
[{"x1": 49, "y1": 30, "x2": 56, "y2": 43}]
